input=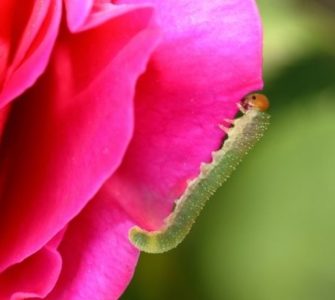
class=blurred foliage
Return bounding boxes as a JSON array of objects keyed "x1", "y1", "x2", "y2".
[{"x1": 122, "y1": 0, "x2": 335, "y2": 299}]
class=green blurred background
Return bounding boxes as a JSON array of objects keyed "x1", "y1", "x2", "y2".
[{"x1": 123, "y1": 1, "x2": 335, "y2": 299}]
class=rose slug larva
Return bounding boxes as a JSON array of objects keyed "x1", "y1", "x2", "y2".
[{"x1": 129, "y1": 93, "x2": 270, "y2": 253}]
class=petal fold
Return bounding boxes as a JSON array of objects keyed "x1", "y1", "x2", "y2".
[
  {"x1": 0, "y1": 7, "x2": 160, "y2": 272},
  {"x1": 0, "y1": 0, "x2": 62, "y2": 108},
  {"x1": 63, "y1": 0, "x2": 94, "y2": 31},
  {"x1": 64, "y1": 0, "x2": 154, "y2": 32},
  {"x1": 0, "y1": 243, "x2": 61, "y2": 300},
  {"x1": 45, "y1": 189, "x2": 139, "y2": 300}
]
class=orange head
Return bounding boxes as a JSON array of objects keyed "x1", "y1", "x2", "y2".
[{"x1": 242, "y1": 93, "x2": 269, "y2": 112}]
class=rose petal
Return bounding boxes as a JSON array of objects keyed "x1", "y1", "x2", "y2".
[
  {"x1": 107, "y1": 0, "x2": 263, "y2": 229},
  {"x1": 64, "y1": 0, "x2": 154, "y2": 32},
  {"x1": 45, "y1": 188, "x2": 139, "y2": 300},
  {"x1": 0, "y1": 7, "x2": 160, "y2": 271},
  {"x1": 0, "y1": 0, "x2": 62, "y2": 108},
  {"x1": 63, "y1": 0, "x2": 94, "y2": 31},
  {"x1": 0, "y1": 241, "x2": 61, "y2": 300}
]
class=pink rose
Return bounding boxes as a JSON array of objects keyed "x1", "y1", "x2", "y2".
[{"x1": 0, "y1": 0, "x2": 263, "y2": 299}]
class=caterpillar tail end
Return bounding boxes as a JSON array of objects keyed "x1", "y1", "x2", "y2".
[
  {"x1": 129, "y1": 225, "x2": 184, "y2": 254},
  {"x1": 128, "y1": 226, "x2": 164, "y2": 254}
]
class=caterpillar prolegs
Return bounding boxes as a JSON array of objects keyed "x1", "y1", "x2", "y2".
[{"x1": 129, "y1": 94, "x2": 270, "y2": 253}]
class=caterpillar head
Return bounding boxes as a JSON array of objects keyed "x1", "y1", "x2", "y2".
[{"x1": 242, "y1": 93, "x2": 269, "y2": 112}]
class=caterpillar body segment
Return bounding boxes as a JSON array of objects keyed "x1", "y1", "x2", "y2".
[{"x1": 129, "y1": 95, "x2": 270, "y2": 253}]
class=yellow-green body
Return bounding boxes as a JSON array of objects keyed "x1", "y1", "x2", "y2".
[{"x1": 129, "y1": 108, "x2": 270, "y2": 253}]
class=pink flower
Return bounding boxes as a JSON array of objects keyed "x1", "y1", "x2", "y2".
[{"x1": 0, "y1": 0, "x2": 263, "y2": 299}]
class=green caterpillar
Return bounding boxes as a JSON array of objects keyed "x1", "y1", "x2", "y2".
[{"x1": 129, "y1": 94, "x2": 270, "y2": 253}]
